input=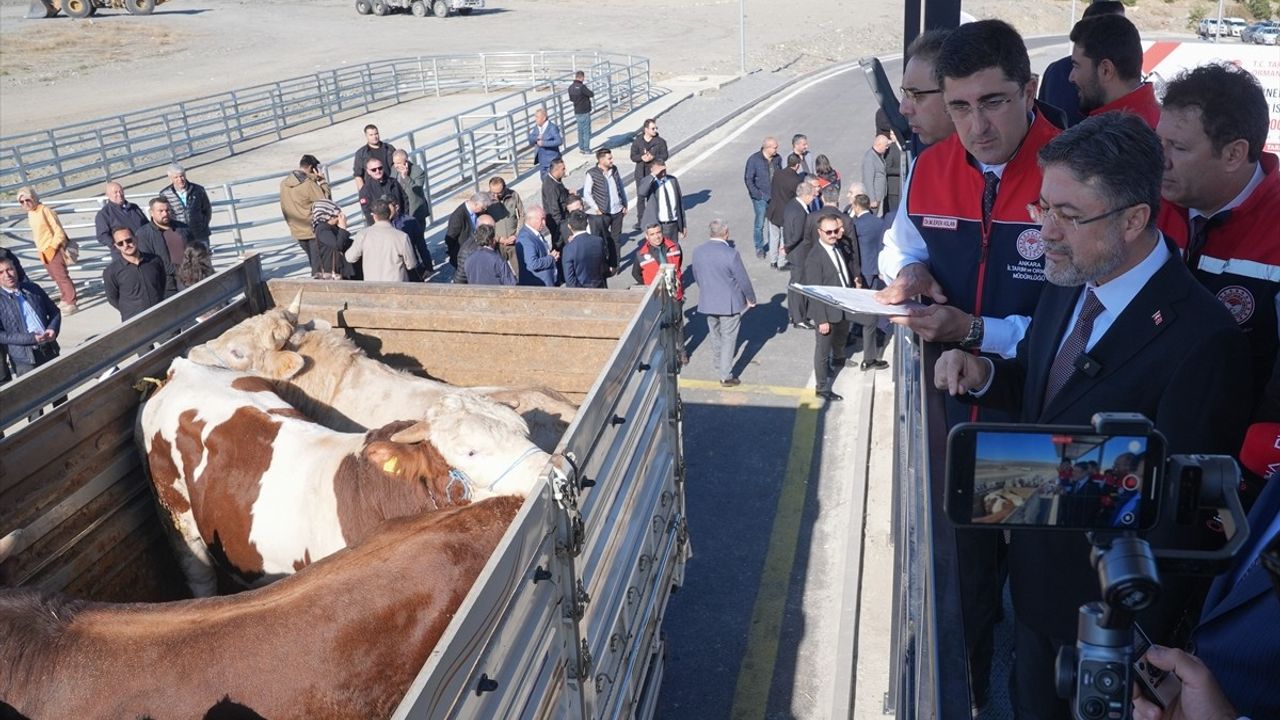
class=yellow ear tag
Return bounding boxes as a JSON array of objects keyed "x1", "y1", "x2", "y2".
[{"x1": 382, "y1": 456, "x2": 400, "y2": 474}]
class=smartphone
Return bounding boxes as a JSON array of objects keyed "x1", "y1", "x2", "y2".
[
  {"x1": 945, "y1": 423, "x2": 1166, "y2": 531},
  {"x1": 1132, "y1": 623, "x2": 1181, "y2": 709}
]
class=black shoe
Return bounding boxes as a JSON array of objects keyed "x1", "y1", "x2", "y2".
[
  {"x1": 756, "y1": 249, "x2": 767, "y2": 259},
  {"x1": 769, "y1": 262, "x2": 777, "y2": 269},
  {"x1": 860, "y1": 359, "x2": 890, "y2": 371},
  {"x1": 720, "y1": 377, "x2": 741, "y2": 387},
  {"x1": 792, "y1": 320, "x2": 815, "y2": 330},
  {"x1": 817, "y1": 390, "x2": 843, "y2": 402}
]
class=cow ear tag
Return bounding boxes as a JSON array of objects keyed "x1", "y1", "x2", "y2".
[{"x1": 383, "y1": 456, "x2": 400, "y2": 474}]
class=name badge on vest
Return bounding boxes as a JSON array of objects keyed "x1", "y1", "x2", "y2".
[{"x1": 922, "y1": 216, "x2": 958, "y2": 231}]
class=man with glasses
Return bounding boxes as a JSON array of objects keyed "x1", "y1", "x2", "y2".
[
  {"x1": 897, "y1": 29, "x2": 955, "y2": 150},
  {"x1": 935, "y1": 112, "x2": 1252, "y2": 720},
  {"x1": 356, "y1": 157, "x2": 408, "y2": 226},
  {"x1": 102, "y1": 227, "x2": 166, "y2": 322},
  {"x1": 630, "y1": 119, "x2": 668, "y2": 231},
  {"x1": 801, "y1": 213, "x2": 862, "y2": 402},
  {"x1": 876, "y1": 20, "x2": 1061, "y2": 714}
]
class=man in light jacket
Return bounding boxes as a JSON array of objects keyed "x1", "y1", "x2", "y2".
[
  {"x1": 279, "y1": 154, "x2": 331, "y2": 276},
  {"x1": 345, "y1": 199, "x2": 415, "y2": 282}
]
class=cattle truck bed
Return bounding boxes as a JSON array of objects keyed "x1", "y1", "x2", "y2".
[{"x1": 0, "y1": 255, "x2": 689, "y2": 720}]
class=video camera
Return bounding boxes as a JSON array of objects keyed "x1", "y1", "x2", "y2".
[{"x1": 943, "y1": 412, "x2": 1252, "y2": 720}]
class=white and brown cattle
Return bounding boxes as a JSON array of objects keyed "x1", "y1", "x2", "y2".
[
  {"x1": 140, "y1": 357, "x2": 548, "y2": 596},
  {"x1": 0, "y1": 496, "x2": 522, "y2": 720},
  {"x1": 185, "y1": 293, "x2": 578, "y2": 452}
]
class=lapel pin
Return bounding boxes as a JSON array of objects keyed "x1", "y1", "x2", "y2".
[{"x1": 1151, "y1": 310, "x2": 1163, "y2": 326}]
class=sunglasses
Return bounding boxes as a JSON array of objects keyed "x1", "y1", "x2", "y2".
[
  {"x1": 820, "y1": 227, "x2": 843, "y2": 234},
  {"x1": 367, "y1": 166, "x2": 384, "y2": 173},
  {"x1": 115, "y1": 238, "x2": 135, "y2": 247}
]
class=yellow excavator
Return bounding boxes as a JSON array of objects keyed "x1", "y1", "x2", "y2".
[{"x1": 26, "y1": 0, "x2": 169, "y2": 19}]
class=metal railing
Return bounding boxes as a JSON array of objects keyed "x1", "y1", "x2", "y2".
[
  {"x1": 885, "y1": 326, "x2": 972, "y2": 720},
  {"x1": 0, "y1": 52, "x2": 653, "y2": 284},
  {"x1": 0, "y1": 51, "x2": 650, "y2": 198}
]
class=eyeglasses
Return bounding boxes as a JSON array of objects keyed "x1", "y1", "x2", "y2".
[
  {"x1": 18, "y1": 198, "x2": 34, "y2": 204},
  {"x1": 114, "y1": 238, "x2": 135, "y2": 247},
  {"x1": 901, "y1": 86, "x2": 942, "y2": 102},
  {"x1": 367, "y1": 166, "x2": 384, "y2": 173},
  {"x1": 820, "y1": 227, "x2": 843, "y2": 235},
  {"x1": 946, "y1": 95, "x2": 1016, "y2": 119},
  {"x1": 1027, "y1": 202, "x2": 1138, "y2": 231}
]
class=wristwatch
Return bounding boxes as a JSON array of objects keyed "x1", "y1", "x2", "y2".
[{"x1": 958, "y1": 315, "x2": 984, "y2": 350}]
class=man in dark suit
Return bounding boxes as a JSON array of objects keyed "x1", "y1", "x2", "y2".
[
  {"x1": 444, "y1": 193, "x2": 490, "y2": 269},
  {"x1": 541, "y1": 158, "x2": 571, "y2": 248},
  {"x1": 802, "y1": 212, "x2": 861, "y2": 402},
  {"x1": 784, "y1": 180, "x2": 817, "y2": 330},
  {"x1": 764, "y1": 153, "x2": 804, "y2": 269},
  {"x1": 936, "y1": 113, "x2": 1253, "y2": 719},
  {"x1": 693, "y1": 219, "x2": 756, "y2": 386},
  {"x1": 560, "y1": 210, "x2": 607, "y2": 289}
]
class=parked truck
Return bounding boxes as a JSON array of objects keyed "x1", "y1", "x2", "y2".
[
  {"x1": 355, "y1": 0, "x2": 482, "y2": 18},
  {"x1": 0, "y1": 255, "x2": 688, "y2": 719}
]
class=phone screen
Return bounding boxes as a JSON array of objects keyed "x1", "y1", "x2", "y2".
[{"x1": 946, "y1": 425, "x2": 1164, "y2": 530}]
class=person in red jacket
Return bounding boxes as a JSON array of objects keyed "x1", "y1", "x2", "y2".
[
  {"x1": 1068, "y1": 14, "x2": 1160, "y2": 128},
  {"x1": 631, "y1": 223, "x2": 684, "y2": 301},
  {"x1": 1155, "y1": 63, "x2": 1280, "y2": 423}
]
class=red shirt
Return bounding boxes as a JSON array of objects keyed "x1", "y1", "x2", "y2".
[{"x1": 1088, "y1": 82, "x2": 1160, "y2": 129}]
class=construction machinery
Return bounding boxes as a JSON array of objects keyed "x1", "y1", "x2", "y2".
[{"x1": 26, "y1": 0, "x2": 169, "y2": 19}]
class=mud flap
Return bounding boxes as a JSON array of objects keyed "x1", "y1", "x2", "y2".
[{"x1": 26, "y1": 0, "x2": 57, "y2": 18}]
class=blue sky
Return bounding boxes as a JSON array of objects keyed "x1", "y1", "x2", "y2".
[{"x1": 976, "y1": 433, "x2": 1146, "y2": 464}]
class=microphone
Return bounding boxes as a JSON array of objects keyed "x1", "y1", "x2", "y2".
[{"x1": 1239, "y1": 422, "x2": 1280, "y2": 482}]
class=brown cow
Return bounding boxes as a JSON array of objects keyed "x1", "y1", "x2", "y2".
[{"x1": 0, "y1": 496, "x2": 521, "y2": 720}]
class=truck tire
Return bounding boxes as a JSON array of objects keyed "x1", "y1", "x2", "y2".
[
  {"x1": 125, "y1": 0, "x2": 156, "y2": 15},
  {"x1": 410, "y1": 0, "x2": 427, "y2": 16},
  {"x1": 372, "y1": 0, "x2": 388, "y2": 14},
  {"x1": 62, "y1": 0, "x2": 93, "y2": 17},
  {"x1": 432, "y1": 0, "x2": 449, "y2": 16},
  {"x1": 457, "y1": 7, "x2": 472, "y2": 14},
  {"x1": 355, "y1": 0, "x2": 372, "y2": 13}
]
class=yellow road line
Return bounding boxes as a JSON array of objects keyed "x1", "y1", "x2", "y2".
[
  {"x1": 678, "y1": 377, "x2": 814, "y2": 399},
  {"x1": 729, "y1": 392, "x2": 824, "y2": 719}
]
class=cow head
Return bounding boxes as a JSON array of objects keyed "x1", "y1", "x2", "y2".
[
  {"x1": 187, "y1": 292, "x2": 305, "y2": 380},
  {"x1": 369, "y1": 392, "x2": 550, "y2": 500}
]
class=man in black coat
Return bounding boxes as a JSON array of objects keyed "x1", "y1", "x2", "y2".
[
  {"x1": 134, "y1": 197, "x2": 192, "y2": 296},
  {"x1": 356, "y1": 157, "x2": 407, "y2": 226},
  {"x1": 94, "y1": 181, "x2": 148, "y2": 253},
  {"x1": 801, "y1": 212, "x2": 861, "y2": 402},
  {"x1": 629, "y1": 119, "x2": 668, "y2": 230},
  {"x1": 560, "y1": 210, "x2": 608, "y2": 289},
  {"x1": 0, "y1": 254, "x2": 65, "y2": 419},
  {"x1": 444, "y1": 193, "x2": 491, "y2": 269},
  {"x1": 783, "y1": 180, "x2": 817, "y2": 329},
  {"x1": 764, "y1": 153, "x2": 804, "y2": 268},
  {"x1": 934, "y1": 114, "x2": 1253, "y2": 720},
  {"x1": 103, "y1": 227, "x2": 167, "y2": 322},
  {"x1": 541, "y1": 158, "x2": 571, "y2": 248}
]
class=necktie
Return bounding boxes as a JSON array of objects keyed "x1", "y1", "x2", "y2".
[
  {"x1": 981, "y1": 171, "x2": 1000, "y2": 231},
  {"x1": 830, "y1": 246, "x2": 849, "y2": 287},
  {"x1": 1043, "y1": 289, "x2": 1105, "y2": 408},
  {"x1": 1185, "y1": 211, "x2": 1228, "y2": 269}
]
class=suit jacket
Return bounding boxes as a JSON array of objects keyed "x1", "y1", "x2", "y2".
[
  {"x1": 1191, "y1": 474, "x2": 1280, "y2": 719},
  {"x1": 528, "y1": 122, "x2": 563, "y2": 168},
  {"x1": 692, "y1": 239, "x2": 755, "y2": 316},
  {"x1": 444, "y1": 203, "x2": 474, "y2": 267},
  {"x1": 861, "y1": 147, "x2": 887, "y2": 205},
  {"x1": 852, "y1": 211, "x2": 886, "y2": 280},
  {"x1": 765, "y1": 168, "x2": 802, "y2": 227},
  {"x1": 0, "y1": 281, "x2": 61, "y2": 368},
  {"x1": 801, "y1": 207, "x2": 862, "y2": 281},
  {"x1": 541, "y1": 174, "x2": 570, "y2": 243},
  {"x1": 561, "y1": 232, "x2": 608, "y2": 288},
  {"x1": 515, "y1": 226, "x2": 557, "y2": 286},
  {"x1": 801, "y1": 241, "x2": 856, "y2": 325},
  {"x1": 781, "y1": 199, "x2": 810, "y2": 259},
  {"x1": 636, "y1": 174, "x2": 686, "y2": 232},
  {"x1": 976, "y1": 244, "x2": 1254, "y2": 640}
]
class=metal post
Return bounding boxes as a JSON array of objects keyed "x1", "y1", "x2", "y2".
[
  {"x1": 221, "y1": 182, "x2": 246, "y2": 257},
  {"x1": 1214, "y1": 0, "x2": 1224, "y2": 41},
  {"x1": 433, "y1": 57, "x2": 442, "y2": 97},
  {"x1": 739, "y1": 0, "x2": 747, "y2": 75},
  {"x1": 482, "y1": 54, "x2": 490, "y2": 94},
  {"x1": 467, "y1": 130, "x2": 480, "y2": 191},
  {"x1": 606, "y1": 62, "x2": 616, "y2": 122}
]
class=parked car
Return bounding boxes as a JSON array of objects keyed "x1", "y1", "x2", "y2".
[
  {"x1": 1199, "y1": 18, "x2": 1227, "y2": 39},
  {"x1": 1226, "y1": 17, "x2": 1249, "y2": 37},
  {"x1": 1241, "y1": 22, "x2": 1266, "y2": 43},
  {"x1": 1256, "y1": 24, "x2": 1280, "y2": 45}
]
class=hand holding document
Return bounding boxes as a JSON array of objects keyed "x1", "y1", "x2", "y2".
[{"x1": 790, "y1": 284, "x2": 923, "y2": 317}]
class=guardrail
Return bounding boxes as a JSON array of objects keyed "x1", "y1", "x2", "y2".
[
  {"x1": 0, "y1": 51, "x2": 649, "y2": 198},
  {"x1": 885, "y1": 326, "x2": 972, "y2": 720},
  {"x1": 0, "y1": 51, "x2": 653, "y2": 283}
]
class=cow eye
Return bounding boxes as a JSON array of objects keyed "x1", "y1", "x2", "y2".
[
  {"x1": 467, "y1": 450, "x2": 477, "y2": 457},
  {"x1": 230, "y1": 348, "x2": 245, "y2": 360}
]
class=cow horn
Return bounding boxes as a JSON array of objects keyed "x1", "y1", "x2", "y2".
[
  {"x1": 0, "y1": 529, "x2": 25, "y2": 564},
  {"x1": 284, "y1": 290, "x2": 303, "y2": 324},
  {"x1": 389, "y1": 420, "x2": 430, "y2": 444}
]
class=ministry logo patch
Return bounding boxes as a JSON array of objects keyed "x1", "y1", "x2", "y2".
[
  {"x1": 1015, "y1": 229, "x2": 1045, "y2": 261},
  {"x1": 1216, "y1": 285, "x2": 1255, "y2": 324}
]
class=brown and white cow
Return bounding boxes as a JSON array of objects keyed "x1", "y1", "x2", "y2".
[
  {"x1": 140, "y1": 357, "x2": 547, "y2": 596},
  {"x1": 0, "y1": 496, "x2": 521, "y2": 720},
  {"x1": 185, "y1": 293, "x2": 578, "y2": 453}
]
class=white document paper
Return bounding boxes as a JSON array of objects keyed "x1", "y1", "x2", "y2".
[{"x1": 790, "y1": 284, "x2": 921, "y2": 317}]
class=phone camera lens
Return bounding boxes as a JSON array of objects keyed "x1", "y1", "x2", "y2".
[
  {"x1": 1082, "y1": 697, "x2": 1107, "y2": 719},
  {"x1": 1094, "y1": 668, "x2": 1121, "y2": 694}
]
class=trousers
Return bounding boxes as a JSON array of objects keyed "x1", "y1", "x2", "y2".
[
  {"x1": 705, "y1": 313, "x2": 742, "y2": 381},
  {"x1": 813, "y1": 319, "x2": 850, "y2": 392}
]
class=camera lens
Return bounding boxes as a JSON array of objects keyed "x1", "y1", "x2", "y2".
[
  {"x1": 1082, "y1": 697, "x2": 1107, "y2": 719},
  {"x1": 1095, "y1": 669, "x2": 1121, "y2": 694}
]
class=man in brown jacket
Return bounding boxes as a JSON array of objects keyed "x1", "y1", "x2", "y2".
[{"x1": 279, "y1": 154, "x2": 331, "y2": 276}]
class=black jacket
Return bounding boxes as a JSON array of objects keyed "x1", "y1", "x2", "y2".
[
  {"x1": 314, "y1": 224, "x2": 355, "y2": 278},
  {"x1": 974, "y1": 244, "x2": 1253, "y2": 641},
  {"x1": 629, "y1": 134, "x2": 669, "y2": 182},
  {"x1": 0, "y1": 281, "x2": 61, "y2": 370},
  {"x1": 765, "y1": 168, "x2": 803, "y2": 227},
  {"x1": 135, "y1": 221, "x2": 192, "y2": 295},
  {"x1": 444, "y1": 203, "x2": 475, "y2": 268},
  {"x1": 561, "y1": 232, "x2": 608, "y2": 288},
  {"x1": 357, "y1": 176, "x2": 408, "y2": 225},
  {"x1": 159, "y1": 182, "x2": 213, "y2": 242},
  {"x1": 103, "y1": 253, "x2": 167, "y2": 321},
  {"x1": 541, "y1": 174, "x2": 571, "y2": 245},
  {"x1": 801, "y1": 241, "x2": 857, "y2": 324},
  {"x1": 94, "y1": 201, "x2": 148, "y2": 250},
  {"x1": 568, "y1": 80, "x2": 594, "y2": 114},
  {"x1": 353, "y1": 142, "x2": 397, "y2": 184}
]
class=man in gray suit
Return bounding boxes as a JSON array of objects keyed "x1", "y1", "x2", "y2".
[{"x1": 692, "y1": 219, "x2": 757, "y2": 387}]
